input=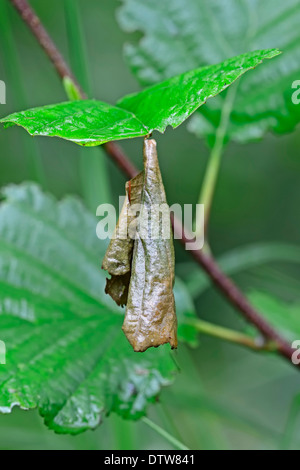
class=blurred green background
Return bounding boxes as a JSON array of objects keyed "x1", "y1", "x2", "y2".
[{"x1": 0, "y1": 0, "x2": 299, "y2": 450}]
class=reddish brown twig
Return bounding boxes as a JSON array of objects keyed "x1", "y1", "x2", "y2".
[
  {"x1": 171, "y1": 215, "x2": 295, "y2": 361},
  {"x1": 8, "y1": 0, "x2": 297, "y2": 366}
]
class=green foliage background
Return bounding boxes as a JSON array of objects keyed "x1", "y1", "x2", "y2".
[{"x1": 0, "y1": 0, "x2": 299, "y2": 449}]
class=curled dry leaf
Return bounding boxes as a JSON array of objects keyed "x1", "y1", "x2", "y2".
[
  {"x1": 102, "y1": 172, "x2": 143, "y2": 306},
  {"x1": 102, "y1": 139, "x2": 177, "y2": 352}
]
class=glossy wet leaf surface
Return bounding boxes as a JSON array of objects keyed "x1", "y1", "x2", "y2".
[
  {"x1": 0, "y1": 50, "x2": 279, "y2": 145},
  {"x1": 118, "y1": 0, "x2": 298, "y2": 143}
]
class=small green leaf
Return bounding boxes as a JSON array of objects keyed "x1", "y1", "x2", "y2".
[
  {"x1": 180, "y1": 242, "x2": 300, "y2": 299},
  {"x1": 0, "y1": 183, "x2": 195, "y2": 434},
  {"x1": 0, "y1": 50, "x2": 280, "y2": 145}
]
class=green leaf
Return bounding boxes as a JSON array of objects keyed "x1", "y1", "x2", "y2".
[
  {"x1": 118, "y1": 0, "x2": 299, "y2": 143},
  {"x1": 0, "y1": 183, "x2": 195, "y2": 434},
  {"x1": 0, "y1": 50, "x2": 280, "y2": 145},
  {"x1": 249, "y1": 292, "x2": 300, "y2": 343},
  {"x1": 174, "y1": 279, "x2": 199, "y2": 347}
]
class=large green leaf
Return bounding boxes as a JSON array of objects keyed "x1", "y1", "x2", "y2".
[
  {"x1": 0, "y1": 183, "x2": 196, "y2": 434},
  {"x1": 0, "y1": 50, "x2": 279, "y2": 145},
  {"x1": 118, "y1": 0, "x2": 300, "y2": 143}
]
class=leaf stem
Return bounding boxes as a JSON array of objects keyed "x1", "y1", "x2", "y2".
[
  {"x1": 171, "y1": 214, "x2": 296, "y2": 364},
  {"x1": 188, "y1": 318, "x2": 278, "y2": 352},
  {"x1": 197, "y1": 84, "x2": 237, "y2": 234},
  {"x1": 142, "y1": 417, "x2": 189, "y2": 450}
]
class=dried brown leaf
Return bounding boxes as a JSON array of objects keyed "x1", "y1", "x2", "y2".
[{"x1": 103, "y1": 139, "x2": 177, "y2": 351}]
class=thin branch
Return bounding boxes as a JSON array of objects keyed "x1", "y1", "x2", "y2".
[
  {"x1": 8, "y1": 0, "x2": 297, "y2": 367},
  {"x1": 172, "y1": 215, "x2": 295, "y2": 362},
  {"x1": 9, "y1": 0, "x2": 81, "y2": 90},
  {"x1": 142, "y1": 417, "x2": 189, "y2": 450},
  {"x1": 105, "y1": 141, "x2": 139, "y2": 179}
]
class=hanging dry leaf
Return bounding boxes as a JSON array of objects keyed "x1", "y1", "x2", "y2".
[{"x1": 102, "y1": 139, "x2": 177, "y2": 352}]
